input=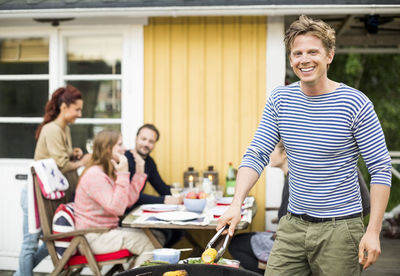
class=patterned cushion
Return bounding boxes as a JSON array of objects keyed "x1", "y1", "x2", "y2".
[{"x1": 52, "y1": 203, "x2": 76, "y2": 258}]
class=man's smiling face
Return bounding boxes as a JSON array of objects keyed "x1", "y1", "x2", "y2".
[
  {"x1": 289, "y1": 33, "x2": 334, "y2": 89},
  {"x1": 135, "y1": 127, "x2": 157, "y2": 158}
]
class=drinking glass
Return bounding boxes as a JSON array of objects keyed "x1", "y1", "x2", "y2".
[
  {"x1": 171, "y1": 182, "x2": 182, "y2": 198},
  {"x1": 86, "y1": 139, "x2": 94, "y2": 154},
  {"x1": 213, "y1": 185, "x2": 224, "y2": 200}
]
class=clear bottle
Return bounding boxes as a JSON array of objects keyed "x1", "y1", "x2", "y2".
[{"x1": 225, "y1": 162, "x2": 236, "y2": 196}]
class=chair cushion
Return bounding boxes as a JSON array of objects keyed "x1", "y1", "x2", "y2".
[
  {"x1": 52, "y1": 203, "x2": 76, "y2": 258},
  {"x1": 67, "y1": 249, "x2": 133, "y2": 266}
]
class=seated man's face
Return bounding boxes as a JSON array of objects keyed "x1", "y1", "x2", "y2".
[{"x1": 136, "y1": 128, "x2": 157, "y2": 157}]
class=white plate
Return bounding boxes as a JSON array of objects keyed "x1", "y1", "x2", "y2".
[
  {"x1": 154, "y1": 211, "x2": 199, "y2": 222},
  {"x1": 141, "y1": 204, "x2": 179, "y2": 213}
]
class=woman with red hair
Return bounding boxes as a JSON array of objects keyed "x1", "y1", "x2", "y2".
[{"x1": 15, "y1": 85, "x2": 90, "y2": 276}]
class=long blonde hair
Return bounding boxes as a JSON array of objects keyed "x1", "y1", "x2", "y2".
[{"x1": 82, "y1": 130, "x2": 121, "y2": 180}]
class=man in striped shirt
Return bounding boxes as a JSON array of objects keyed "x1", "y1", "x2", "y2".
[{"x1": 218, "y1": 15, "x2": 391, "y2": 276}]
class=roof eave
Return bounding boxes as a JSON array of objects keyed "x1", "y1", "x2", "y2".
[{"x1": 1, "y1": 4, "x2": 400, "y2": 19}]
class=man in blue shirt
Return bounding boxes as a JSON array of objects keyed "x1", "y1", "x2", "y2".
[
  {"x1": 218, "y1": 15, "x2": 391, "y2": 276},
  {"x1": 125, "y1": 124, "x2": 183, "y2": 247},
  {"x1": 125, "y1": 124, "x2": 183, "y2": 207}
]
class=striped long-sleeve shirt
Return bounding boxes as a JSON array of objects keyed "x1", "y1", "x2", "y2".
[{"x1": 241, "y1": 82, "x2": 392, "y2": 217}]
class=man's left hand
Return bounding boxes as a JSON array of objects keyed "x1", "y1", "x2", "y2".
[
  {"x1": 358, "y1": 230, "x2": 381, "y2": 269},
  {"x1": 164, "y1": 195, "x2": 183, "y2": 205}
]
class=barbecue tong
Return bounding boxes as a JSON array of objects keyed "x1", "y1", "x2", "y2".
[{"x1": 205, "y1": 225, "x2": 231, "y2": 263}]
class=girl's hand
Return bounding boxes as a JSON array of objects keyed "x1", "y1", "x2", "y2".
[
  {"x1": 131, "y1": 149, "x2": 145, "y2": 174},
  {"x1": 73, "y1": 147, "x2": 83, "y2": 160},
  {"x1": 111, "y1": 153, "x2": 129, "y2": 172}
]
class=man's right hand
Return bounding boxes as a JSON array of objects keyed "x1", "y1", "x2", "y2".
[
  {"x1": 217, "y1": 167, "x2": 259, "y2": 236},
  {"x1": 216, "y1": 203, "x2": 242, "y2": 237}
]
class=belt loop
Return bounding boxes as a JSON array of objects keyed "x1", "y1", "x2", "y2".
[
  {"x1": 287, "y1": 212, "x2": 292, "y2": 220},
  {"x1": 332, "y1": 217, "x2": 336, "y2": 227}
]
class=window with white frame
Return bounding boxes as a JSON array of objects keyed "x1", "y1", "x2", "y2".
[
  {"x1": 0, "y1": 25, "x2": 143, "y2": 158},
  {"x1": 61, "y1": 32, "x2": 123, "y2": 153},
  {"x1": 0, "y1": 35, "x2": 50, "y2": 158}
]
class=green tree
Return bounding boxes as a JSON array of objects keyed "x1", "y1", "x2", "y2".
[{"x1": 331, "y1": 53, "x2": 400, "y2": 212}]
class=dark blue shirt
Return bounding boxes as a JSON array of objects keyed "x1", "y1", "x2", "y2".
[{"x1": 125, "y1": 150, "x2": 171, "y2": 206}]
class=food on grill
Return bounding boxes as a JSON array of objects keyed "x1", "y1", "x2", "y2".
[
  {"x1": 162, "y1": 269, "x2": 189, "y2": 276},
  {"x1": 201, "y1": 248, "x2": 218, "y2": 264}
]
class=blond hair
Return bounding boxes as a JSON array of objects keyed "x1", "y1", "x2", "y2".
[
  {"x1": 81, "y1": 130, "x2": 121, "y2": 180},
  {"x1": 284, "y1": 15, "x2": 336, "y2": 56}
]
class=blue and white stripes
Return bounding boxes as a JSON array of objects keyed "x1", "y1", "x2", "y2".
[{"x1": 241, "y1": 82, "x2": 392, "y2": 217}]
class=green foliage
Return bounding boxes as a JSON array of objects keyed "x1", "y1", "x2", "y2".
[{"x1": 343, "y1": 53, "x2": 363, "y2": 87}]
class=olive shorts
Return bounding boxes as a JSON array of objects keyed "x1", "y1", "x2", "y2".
[{"x1": 265, "y1": 214, "x2": 365, "y2": 276}]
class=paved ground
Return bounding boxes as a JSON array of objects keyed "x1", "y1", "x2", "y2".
[{"x1": 1, "y1": 236, "x2": 399, "y2": 275}]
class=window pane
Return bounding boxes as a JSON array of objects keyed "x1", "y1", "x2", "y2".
[
  {"x1": 66, "y1": 36, "x2": 122, "y2": 74},
  {"x1": 0, "y1": 81, "x2": 48, "y2": 117},
  {"x1": 0, "y1": 123, "x2": 36, "y2": 158},
  {"x1": 70, "y1": 124, "x2": 121, "y2": 154},
  {"x1": 68, "y1": 80, "x2": 121, "y2": 119},
  {"x1": 0, "y1": 38, "x2": 49, "y2": 74}
]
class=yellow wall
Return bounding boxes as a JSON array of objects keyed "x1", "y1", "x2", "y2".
[{"x1": 143, "y1": 16, "x2": 267, "y2": 232}]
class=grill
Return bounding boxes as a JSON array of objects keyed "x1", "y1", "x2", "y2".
[{"x1": 116, "y1": 264, "x2": 260, "y2": 276}]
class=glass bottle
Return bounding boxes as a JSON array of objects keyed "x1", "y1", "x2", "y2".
[{"x1": 225, "y1": 162, "x2": 236, "y2": 196}]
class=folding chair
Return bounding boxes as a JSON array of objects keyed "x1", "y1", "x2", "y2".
[{"x1": 32, "y1": 166, "x2": 135, "y2": 276}]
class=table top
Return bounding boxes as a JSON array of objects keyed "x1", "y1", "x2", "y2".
[{"x1": 121, "y1": 196, "x2": 256, "y2": 231}]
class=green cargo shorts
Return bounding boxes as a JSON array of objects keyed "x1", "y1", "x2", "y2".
[{"x1": 265, "y1": 214, "x2": 365, "y2": 276}]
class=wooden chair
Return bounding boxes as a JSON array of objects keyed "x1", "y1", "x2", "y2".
[{"x1": 32, "y1": 166, "x2": 134, "y2": 276}]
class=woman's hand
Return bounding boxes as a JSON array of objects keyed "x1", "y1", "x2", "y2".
[
  {"x1": 73, "y1": 147, "x2": 83, "y2": 160},
  {"x1": 131, "y1": 149, "x2": 145, "y2": 174},
  {"x1": 111, "y1": 153, "x2": 129, "y2": 172}
]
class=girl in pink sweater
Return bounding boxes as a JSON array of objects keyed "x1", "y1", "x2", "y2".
[{"x1": 74, "y1": 130, "x2": 155, "y2": 266}]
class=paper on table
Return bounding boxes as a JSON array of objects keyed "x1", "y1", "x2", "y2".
[
  {"x1": 216, "y1": 196, "x2": 254, "y2": 208},
  {"x1": 133, "y1": 211, "x2": 211, "y2": 226}
]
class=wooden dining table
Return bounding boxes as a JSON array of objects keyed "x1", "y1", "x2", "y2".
[{"x1": 121, "y1": 197, "x2": 256, "y2": 249}]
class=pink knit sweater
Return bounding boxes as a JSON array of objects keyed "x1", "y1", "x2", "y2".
[{"x1": 74, "y1": 165, "x2": 147, "y2": 229}]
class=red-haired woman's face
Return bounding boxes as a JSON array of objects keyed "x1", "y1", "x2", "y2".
[{"x1": 62, "y1": 99, "x2": 83, "y2": 124}]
